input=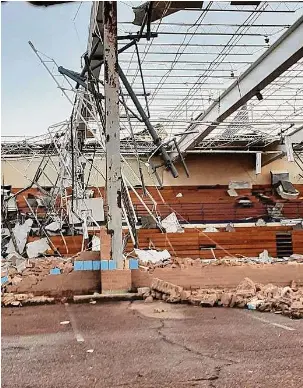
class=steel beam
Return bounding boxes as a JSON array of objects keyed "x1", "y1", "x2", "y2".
[
  {"x1": 170, "y1": 15, "x2": 303, "y2": 159},
  {"x1": 118, "y1": 65, "x2": 179, "y2": 178},
  {"x1": 103, "y1": 1, "x2": 123, "y2": 267}
]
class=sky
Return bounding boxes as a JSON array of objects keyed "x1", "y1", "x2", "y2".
[{"x1": 1, "y1": 0, "x2": 92, "y2": 138}]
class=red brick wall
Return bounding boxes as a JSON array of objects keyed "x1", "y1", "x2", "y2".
[
  {"x1": 132, "y1": 265, "x2": 303, "y2": 290},
  {"x1": 8, "y1": 272, "x2": 101, "y2": 297},
  {"x1": 101, "y1": 270, "x2": 132, "y2": 293},
  {"x1": 100, "y1": 228, "x2": 111, "y2": 260}
]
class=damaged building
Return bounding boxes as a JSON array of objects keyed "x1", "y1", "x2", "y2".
[{"x1": 1, "y1": 1, "x2": 303, "y2": 321}]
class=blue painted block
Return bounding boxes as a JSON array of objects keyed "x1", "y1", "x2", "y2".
[
  {"x1": 108, "y1": 261, "x2": 117, "y2": 270},
  {"x1": 101, "y1": 260, "x2": 109, "y2": 270},
  {"x1": 50, "y1": 267, "x2": 61, "y2": 275},
  {"x1": 129, "y1": 259, "x2": 139, "y2": 270},
  {"x1": 1, "y1": 276, "x2": 8, "y2": 285},
  {"x1": 83, "y1": 261, "x2": 93, "y2": 271},
  {"x1": 92, "y1": 261, "x2": 101, "y2": 271},
  {"x1": 74, "y1": 261, "x2": 84, "y2": 271}
]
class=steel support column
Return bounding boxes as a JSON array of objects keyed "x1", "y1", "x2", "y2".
[{"x1": 103, "y1": 1, "x2": 123, "y2": 267}]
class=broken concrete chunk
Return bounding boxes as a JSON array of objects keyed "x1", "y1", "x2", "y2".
[
  {"x1": 290, "y1": 280, "x2": 298, "y2": 292},
  {"x1": 137, "y1": 287, "x2": 151, "y2": 296},
  {"x1": 219, "y1": 292, "x2": 233, "y2": 307},
  {"x1": 26, "y1": 238, "x2": 50, "y2": 259},
  {"x1": 161, "y1": 212, "x2": 184, "y2": 233},
  {"x1": 144, "y1": 295, "x2": 154, "y2": 303},
  {"x1": 7, "y1": 219, "x2": 33, "y2": 254},
  {"x1": 199, "y1": 293, "x2": 218, "y2": 307},
  {"x1": 236, "y1": 277, "x2": 256, "y2": 298},
  {"x1": 259, "y1": 284, "x2": 280, "y2": 299},
  {"x1": 259, "y1": 250, "x2": 271, "y2": 263},
  {"x1": 257, "y1": 302, "x2": 272, "y2": 312},
  {"x1": 180, "y1": 290, "x2": 191, "y2": 302}
]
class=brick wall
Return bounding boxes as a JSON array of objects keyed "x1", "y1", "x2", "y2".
[
  {"x1": 132, "y1": 264, "x2": 303, "y2": 290},
  {"x1": 9, "y1": 272, "x2": 101, "y2": 297},
  {"x1": 101, "y1": 270, "x2": 132, "y2": 293},
  {"x1": 100, "y1": 228, "x2": 111, "y2": 260}
]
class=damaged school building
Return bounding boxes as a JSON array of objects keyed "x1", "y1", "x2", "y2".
[{"x1": 1, "y1": 1, "x2": 303, "y2": 318}]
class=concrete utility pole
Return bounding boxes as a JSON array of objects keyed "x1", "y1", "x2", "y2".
[{"x1": 103, "y1": 1, "x2": 123, "y2": 268}]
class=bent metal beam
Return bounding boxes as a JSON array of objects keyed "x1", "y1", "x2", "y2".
[{"x1": 170, "y1": 15, "x2": 303, "y2": 159}]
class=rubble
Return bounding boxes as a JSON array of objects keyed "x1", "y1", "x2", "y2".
[
  {"x1": 26, "y1": 238, "x2": 50, "y2": 259},
  {"x1": 135, "y1": 249, "x2": 171, "y2": 264},
  {"x1": 140, "y1": 277, "x2": 303, "y2": 319},
  {"x1": 2, "y1": 292, "x2": 54, "y2": 306},
  {"x1": 7, "y1": 219, "x2": 33, "y2": 254},
  {"x1": 1, "y1": 256, "x2": 74, "y2": 297},
  {"x1": 140, "y1": 254, "x2": 303, "y2": 273}
]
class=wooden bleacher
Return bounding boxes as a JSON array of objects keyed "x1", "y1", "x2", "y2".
[
  {"x1": 11, "y1": 184, "x2": 303, "y2": 224},
  {"x1": 125, "y1": 226, "x2": 303, "y2": 259}
]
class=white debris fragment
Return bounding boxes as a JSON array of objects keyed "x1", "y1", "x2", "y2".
[
  {"x1": 259, "y1": 250, "x2": 271, "y2": 263},
  {"x1": 134, "y1": 249, "x2": 171, "y2": 264},
  {"x1": 86, "y1": 349, "x2": 94, "y2": 353},
  {"x1": 227, "y1": 189, "x2": 238, "y2": 197},
  {"x1": 161, "y1": 212, "x2": 184, "y2": 233},
  {"x1": 204, "y1": 226, "x2": 219, "y2": 233},
  {"x1": 256, "y1": 218, "x2": 266, "y2": 227},
  {"x1": 26, "y1": 238, "x2": 50, "y2": 259},
  {"x1": 60, "y1": 321, "x2": 70, "y2": 325},
  {"x1": 176, "y1": 193, "x2": 183, "y2": 198},
  {"x1": 91, "y1": 235, "x2": 100, "y2": 251},
  {"x1": 45, "y1": 219, "x2": 62, "y2": 232},
  {"x1": 7, "y1": 219, "x2": 33, "y2": 254},
  {"x1": 229, "y1": 181, "x2": 252, "y2": 189}
]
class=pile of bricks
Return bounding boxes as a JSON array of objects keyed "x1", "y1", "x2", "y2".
[
  {"x1": 2, "y1": 293, "x2": 54, "y2": 307},
  {"x1": 146, "y1": 254, "x2": 303, "y2": 272},
  {"x1": 2, "y1": 257, "x2": 74, "y2": 295},
  {"x1": 139, "y1": 277, "x2": 303, "y2": 319}
]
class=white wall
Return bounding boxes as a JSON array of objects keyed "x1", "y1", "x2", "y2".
[{"x1": 1, "y1": 153, "x2": 302, "y2": 188}]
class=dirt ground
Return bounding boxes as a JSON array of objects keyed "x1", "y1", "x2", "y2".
[{"x1": 2, "y1": 301, "x2": 303, "y2": 388}]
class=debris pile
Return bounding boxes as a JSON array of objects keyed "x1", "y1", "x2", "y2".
[
  {"x1": 139, "y1": 277, "x2": 303, "y2": 319},
  {"x1": 1, "y1": 256, "x2": 74, "y2": 305},
  {"x1": 140, "y1": 254, "x2": 303, "y2": 272},
  {"x1": 2, "y1": 293, "x2": 54, "y2": 307}
]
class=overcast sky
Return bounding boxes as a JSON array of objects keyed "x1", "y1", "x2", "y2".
[{"x1": 1, "y1": 1, "x2": 91, "y2": 137}]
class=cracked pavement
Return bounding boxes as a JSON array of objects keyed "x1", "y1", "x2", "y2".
[{"x1": 2, "y1": 301, "x2": 303, "y2": 387}]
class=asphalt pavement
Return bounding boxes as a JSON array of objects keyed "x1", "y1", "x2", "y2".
[{"x1": 2, "y1": 301, "x2": 303, "y2": 388}]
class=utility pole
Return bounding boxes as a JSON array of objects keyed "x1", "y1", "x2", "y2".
[{"x1": 103, "y1": 1, "x2": 123, "y2": 268}]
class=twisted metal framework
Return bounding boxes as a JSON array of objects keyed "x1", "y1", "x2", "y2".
[{"x1": 2, "y1": 1, "x2": 303, "y2": 156}]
